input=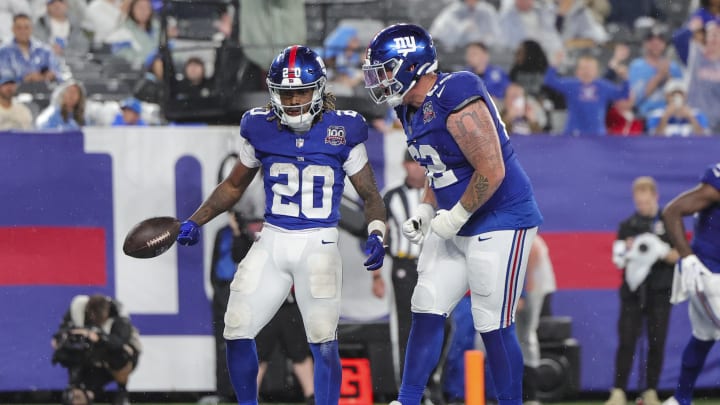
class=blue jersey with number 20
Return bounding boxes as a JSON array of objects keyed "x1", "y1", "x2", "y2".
[
  {"x1": 239, "y1": 108, "x2": 368, "y2": 230},
  {"x1": 395, "y1": 71, "x2": 543, "y2": 236}
]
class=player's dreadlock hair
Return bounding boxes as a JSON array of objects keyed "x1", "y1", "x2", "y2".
[{"x1": 265, "y1": 91, "x2": 337, "y2": 129}]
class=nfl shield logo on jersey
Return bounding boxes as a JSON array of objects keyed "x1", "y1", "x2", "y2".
[
  {"x1": 296, "y1": 138, "x2": 304, "y2": 148},
  {"x1": 325, "y1": 126, "x2": 346, "y2": 146}
]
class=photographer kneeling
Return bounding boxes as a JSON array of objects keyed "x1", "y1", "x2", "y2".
[{"x1": 52, "y1": 294, "x2": 141, "y2": 405}]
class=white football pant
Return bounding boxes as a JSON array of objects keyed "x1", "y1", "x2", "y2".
[
  {"x1": 412, "y1": 227, "x2": 537, "y2": 333},
  {"x1": 223, "y1": 224, "x2": 342, "y2": 343}
]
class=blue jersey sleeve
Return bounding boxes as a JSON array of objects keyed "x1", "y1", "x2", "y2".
[
  {"x1": 672, "y1": 28, "x2": 693, "y2": 65},
  {"x1": 333, "y1": 110, "x2": 368, "y2": 146},
  {"x1": 701, "y1": 163, "x2": 720, "y2": 190},
  {"x1": 543, "y1": 67, "x2": 575, "y2": 96},
  {"x1": 598, "y1": 78, "x2": 630, "y2": 102},
  {"x1": 239, "y1": 110, "x2": 252, "y2": 138},
  {"x1": 434, "y1": 71, "x2": 487, "y2": 113},
  {"x1": 239, "y1": 107, "x2": 272, "y2": 143}
]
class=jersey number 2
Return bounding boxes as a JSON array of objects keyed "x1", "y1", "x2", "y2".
[
  {"x1": 270, "y1": 163, "x2": 333, "y2": 218},
  {"x1": 408, "y1": 144, "x2": 458, "y2": 188}
]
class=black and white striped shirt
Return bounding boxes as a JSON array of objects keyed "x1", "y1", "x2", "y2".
[{"x1": 383, "y1": 184, "x2": 424, "y2": 260}]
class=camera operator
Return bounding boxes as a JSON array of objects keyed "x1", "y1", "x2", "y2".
[
  {"x1": 52, "y1": 294, "x2": 141, "y2": 405},
  {"x1": 605, "y1": 176, "x2": 679, "y2": 405}
]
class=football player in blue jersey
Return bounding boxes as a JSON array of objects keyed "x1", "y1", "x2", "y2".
[
  {"x1": 362, "y1": 24, "x2": 543, "y2": 405},
  {"x1": 661, "y1": 163, "x2": 720, "y2": 405},
  {"x1": 175, "y1": 45, "x2": 387, "y2": 405}
]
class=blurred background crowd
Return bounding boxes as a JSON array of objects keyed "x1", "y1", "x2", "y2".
[{"x1": 0, "y1": 0, "x2": 718, "y2": 137}]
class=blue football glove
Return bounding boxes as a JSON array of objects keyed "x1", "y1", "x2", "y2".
[
  {"x1": 177, "y1": 220, "x2": 200, "y2": 246},
  {"x1": 363, "y1": 234, "x2": 385, "y2": 271}
]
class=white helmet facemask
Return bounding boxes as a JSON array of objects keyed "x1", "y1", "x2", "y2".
[{"x1": 267, "y1": 77, "x2": 326, "y2": 132}]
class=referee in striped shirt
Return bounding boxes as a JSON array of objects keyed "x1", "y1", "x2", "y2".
[{"x1": 373, "y1": 150, "x2": 427, "y2": 377}]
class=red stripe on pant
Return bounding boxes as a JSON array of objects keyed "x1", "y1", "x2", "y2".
[{"x1": 504, "y1": 229, "x2": 525, "y2": 327}]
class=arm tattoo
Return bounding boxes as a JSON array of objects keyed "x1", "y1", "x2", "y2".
[
  {"x1": 191, "y1": 183, "x2": 242, "y2": 225},
  {"x1": 190, "y1": 167, "x2": 258, "y2": 225},
  {"x1": 451, "y1": 106, "x2": 503, "y2": 172},
  {"x1": 447, "y1": 101, "x2": 504, "y2": 212},
  {"x1": 462, "y1": 172, "x2": 490, "y2": 211},
  {"x1": 350, "y1": 164, "x2": 387, "y2": 225}
]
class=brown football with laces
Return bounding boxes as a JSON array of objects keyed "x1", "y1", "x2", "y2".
[{"x1": 123, "y1": 217, "x2": 181, "y2": 259}]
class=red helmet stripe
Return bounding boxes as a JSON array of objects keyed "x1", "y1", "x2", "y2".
[{"x1": 288, "y1": 45, "x2": 299, "y2": 78}]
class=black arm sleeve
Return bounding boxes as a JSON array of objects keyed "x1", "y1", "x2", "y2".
[{"x1": 99, "y1": 317, "x2": 136, "y2": 352}]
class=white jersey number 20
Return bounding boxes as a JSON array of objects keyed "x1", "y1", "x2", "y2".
[{"x1": 269, "y1": 163, "x2": 334, "y2": 218}]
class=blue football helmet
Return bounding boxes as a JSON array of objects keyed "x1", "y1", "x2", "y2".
[
  {"x1": 362, "y1": 23, "x2": 438, "y2": 107},
  {"x1": 267, "y1": 45, "x2": 327, "y2": 131}
]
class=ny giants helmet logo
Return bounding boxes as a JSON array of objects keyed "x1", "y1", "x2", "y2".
[
  {"x1": 393, "y1": 36, "x2": 417, "y2": 57},
  {"x1": 325, "y1": 126, "x2": 346, "y2": 146}
]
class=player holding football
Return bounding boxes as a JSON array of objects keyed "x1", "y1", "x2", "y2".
[
  {"x1": 362, "y1": 24, "x2": 542, "y2": 405},
  {"x1": 176, "y1": 45, "x2": 387, "y2": 405},
  {"x1": 661, "y1": 163, "x2": 720, "y2": 405}
]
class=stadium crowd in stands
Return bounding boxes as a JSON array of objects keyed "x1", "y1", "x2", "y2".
[{"x1": 0, "y1": 0, "x2": 715, "y2": 137}]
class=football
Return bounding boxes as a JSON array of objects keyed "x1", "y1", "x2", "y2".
[{"x1": 123, "y1": 216, "x2": 181, "y2": 259}]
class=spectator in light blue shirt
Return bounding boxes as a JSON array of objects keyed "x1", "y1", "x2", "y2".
[
  {"x1": 464, "y1": 42, "x2": 510, "y2": 100},
  {"x1": 628, "y1": 27, "x2": 684, "y2": 118},
  {"x1": 0, "y1": 13, "x2": 63, "y2": 83},
  {"x1": 36, "y1": 80, "x2": 85, "y2": 130},
  {"x1": 646, "y1": 79, "x2": 709, "y2": 137},
  {"x1": 544, "y1": 54, "x2": 629, "y2": 136}
]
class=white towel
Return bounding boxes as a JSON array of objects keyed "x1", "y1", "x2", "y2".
[{"x1": 624, "y1": 233, "x2": 670, "y2": 291}]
